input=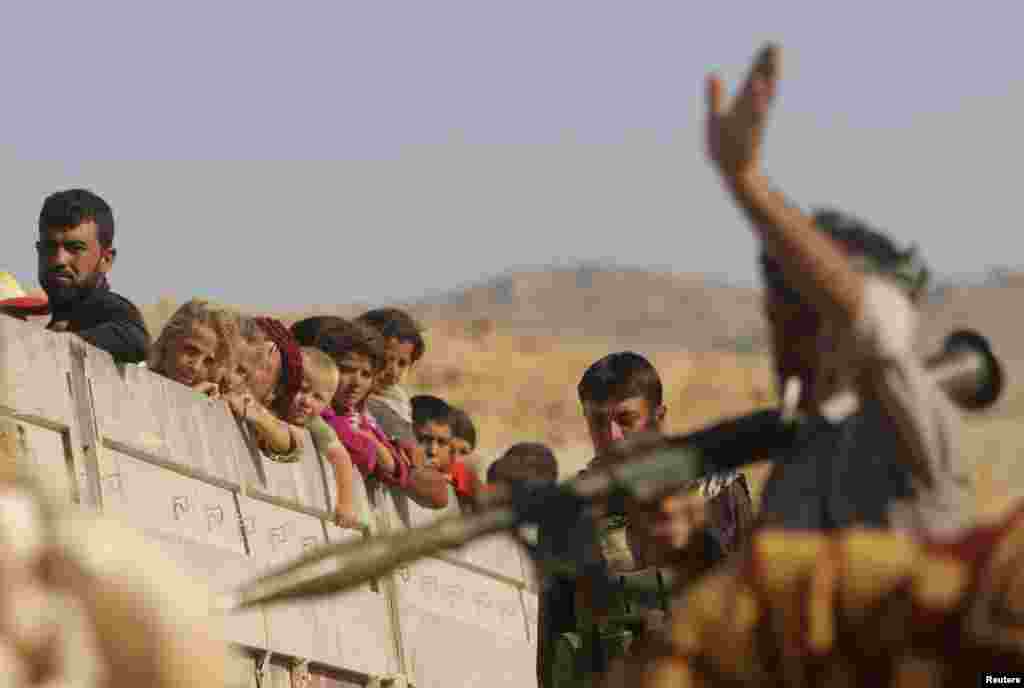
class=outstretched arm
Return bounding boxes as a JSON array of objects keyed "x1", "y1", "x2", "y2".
[
  {"x1": 705, "y1": 44, "x2": 864, "y2": 327},
  {"x1": 326, "y1": 443, "x2": 366, "y2": 531}
]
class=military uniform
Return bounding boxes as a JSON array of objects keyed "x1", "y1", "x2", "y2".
[{"x1": 538, "y1": 472, "x2": 753, "y2": 688}]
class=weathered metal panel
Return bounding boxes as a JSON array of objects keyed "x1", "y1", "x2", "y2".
[
  {"x1": 522, "y1": 589, "x2": 540, "y2": 647},
  {"x1": 83, "y1": 353, "x2": 168, "y2": 461},
  {"x1": 263, "y1": 662, "x2": 292, "y2": 688},
  {"x1": 239, "y1": 498, "x2": 335, "y2": 664},
  {"x1": 247, "y1": 436, "x2": 331, "y2": 515},
  {"x1": 17, "y1": 423, "x2": 75, "y2": 504},
  {"x1": 100, "y1": 448, "x2": 207, "y2": 546},
  {"x1": 320, "y1": 452, "x2": 375, "y2": 531},
  {"x1": 183, "y1": 393, "x2": 246, "y2": 485},
  {"x1": 156, "y1": 535, "x2": 269, "y2": 651},
  {"x1": 460, "y1": 533, "x2": 529, "y2": 585},
  {"x1": 156, "y1": 378, "x2": 238, "y2": 483},
  {"x1": 97, "y1": 450, "x2": 267, "y2": 647},
  {"x1": 225, "y1": 651, "x2": 258, "y2": 688},
  {"x1": 395, "y1": 556, "x2": 535, "y2": 688},
  {"x1": 322, "y1": 521, "x2": 400, "y2": 677},
  {"x1": 0, "y1": 317, "x2": 75, "y2": 424}
]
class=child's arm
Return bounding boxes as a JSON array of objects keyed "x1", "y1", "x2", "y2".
[
  {"x1": 397, "y1": 440, "x2": 427, "y2": 469},
  {"x1": 370, "y1": 436, "x2": 398, "y2": 477},
  {"x1": 325, "y1": 443, "x2": 365, "y2": 531},
  {"x1": 404, "y1": 466, "x2": 450, "y2": 510},
  {"x1": 308, "y1": 417, "x2": 365, "y2": 530},
  {"x1": 226, "y1": 392, "x2": 301, "y2": 458}
]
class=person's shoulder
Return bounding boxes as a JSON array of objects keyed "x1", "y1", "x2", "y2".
[{"x1": 93, "y1": 289, "x2": 147, "y2": 323}]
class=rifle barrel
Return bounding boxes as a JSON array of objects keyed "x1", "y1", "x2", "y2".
[{"x1": 218, "y1": 330, "x2": 1004, "y2": 612}]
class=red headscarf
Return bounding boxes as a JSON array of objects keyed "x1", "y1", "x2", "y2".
[{"x1": 255, "y1": 317, "x2": 304, "y2": 414}]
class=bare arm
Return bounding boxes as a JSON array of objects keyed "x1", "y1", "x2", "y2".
[
  {"x1": 326, "y1": 443, "x2": 365, "y2": 530},
  {"x1": 706, "y1": 44, "x2": 863, "y2": 327},
  {"x1": 704, "y1": 44, "x2": 966, "y2": 505},
  {"x1": 727, "y1": 171, "x2": 864, "y2": 325},
  {"x1": 405, "y1": 466, "x2": 450, "y2": 510},
  {"x1": 226, "y1": 393, "x2": 298, "y2": 456}
]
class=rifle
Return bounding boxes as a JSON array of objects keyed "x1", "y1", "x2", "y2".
[{"x1": 216, "y1": 329, "x2": 1004, "y2": 613}]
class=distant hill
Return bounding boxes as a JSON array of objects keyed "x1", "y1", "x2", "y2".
[
  {"x1": 138, "y1": 267, "x2": 1024, "y2": 500},
  {"x1": 402, "y1": 265, "x2": 768, "y2": 354},
  {"x1": 148, "y1": 264, "x2": 1024, "y2": 365}
]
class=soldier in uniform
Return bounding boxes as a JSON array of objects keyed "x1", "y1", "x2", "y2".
[{"x1": 538, "y1": 352, "x2": 754, "y2": 688}]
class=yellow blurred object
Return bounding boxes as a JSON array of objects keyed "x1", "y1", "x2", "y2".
[{"x1": 0, "y1": 272, "x2": 25, "y2": 300}]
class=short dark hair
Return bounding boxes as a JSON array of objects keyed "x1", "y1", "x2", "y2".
[
  {"x1": 315, "y1": 319, "x2": 386, "y2": 373},
  {"x1": 487, "y1": 443, "x2": 558, "y2": 484},
  {"x1": 356, "y1": 308, "x2": 425, "y2": 363},
  {"x1": 759, "y1": 207, "x2": 930, "y2": 303},
  {"x1": 450, "y1": 407, "x2": 477, "y2": 449},
  {"x1": 411, "y1": 394, "x2": 454, "y2": 428},
  {"x1": 291, "y1": 315, "x2": 348, "y2": 348},
  {"x1": 577, "y1": 351, "x2": 663, "y2": 408},
  {"x1": 39, "y1": 189, "x2": 115, "y2": 249}
]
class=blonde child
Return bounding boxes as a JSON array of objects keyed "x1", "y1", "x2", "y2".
[
  {"x1": 147, "y1": 299, "x2": 239, "y2": 398},
  {"x1": 285, "y1": 347, "x2": 363, "y2": 530}
]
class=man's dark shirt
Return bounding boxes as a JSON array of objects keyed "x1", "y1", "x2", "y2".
[{"x1": 47, "y1": 282, "x2": 150, "y2": 364}]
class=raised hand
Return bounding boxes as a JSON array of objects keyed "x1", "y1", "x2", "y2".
[
  {"x1": 194, "y1": 381, "x2": 221, "y2": 399},
  {"x1": 333, "y1": 504, "x2": 368, "y2": 533},
  {"x1": 705, "y1": 43, "x2": 780, "y2": 182}
]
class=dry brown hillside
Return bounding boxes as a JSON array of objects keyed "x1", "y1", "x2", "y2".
[{"x1": 141, "y1": 268, "x2": 1024, "y2": 520}]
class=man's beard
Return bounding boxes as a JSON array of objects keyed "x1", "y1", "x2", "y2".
[{"x1": 41, "y1": 272, "x2": 104, "y2": 308}]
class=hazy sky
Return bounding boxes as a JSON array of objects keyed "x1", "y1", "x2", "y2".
[{"x1": 3, "y1": 2, "x2": 1021, "y2": 310}]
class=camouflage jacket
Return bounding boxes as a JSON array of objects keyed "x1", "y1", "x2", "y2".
[{"x1": 537, "y1": 475, "x2": 754, "y2": 688}]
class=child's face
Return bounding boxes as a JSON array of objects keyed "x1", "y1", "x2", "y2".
[
  {"x1": 415, "y1": 420, "x2": 453, "y2": 471},
  {"x1": 245, "y1": 339, "x2": 282, "y2": 405},
  {"x1": 375, "y1": 338, "x2": 416, "y2": 392},
  {"x1": 333, "y1": 352, "x2": 376, "y2": 412},
  {"x1": 165, "y1": 324, "x2": 219, "y2": 388},
  {"x1": 451, "y1": 437, "x2": 473, "y2": 460},
  {"x1": 288, "y1": 360, "x2": 339, "y2": 426},
  {"x1": 222, "y1": 337, "x2": 250, "y2": 395}
]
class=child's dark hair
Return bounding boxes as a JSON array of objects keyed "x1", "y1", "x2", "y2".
[
  {"x1": 314, "y1": 320, "x2": 386, "y2": 373},
  {"x1": 411, "y1": 394, "x2": 454, "y2": 428},
  {"x1": 450, "y1": 407, "x2": 477, "y2": 450},
  {"x1": 759, "y1": 207, "x2": 930, "y2": 303},
  {"x1": 291, "y1": 315, "x2": 348, "y2": 348},
  {"x1": 356, "y1": 308, "x2": 426, "y2": 364},
  {"x1": 39, "y1": 188, "x2": 115, "y2": 249},
  {"x1": 577, "y1": 351, "x2": 663, "y2": 408},
  {"x1": 487, "y1": 443, "x2": 558, "y2": 484}
]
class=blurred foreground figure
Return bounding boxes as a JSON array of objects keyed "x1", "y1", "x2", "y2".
[
  {"x1": 706, "y1": 42, "x2": 972, "y2": 536},
  {"x1": 0, "y1": 419, "x2": 228, "y2": 687},
  {"x1": 606, "y1": 509, "x2": 1024, "y2": 687}
]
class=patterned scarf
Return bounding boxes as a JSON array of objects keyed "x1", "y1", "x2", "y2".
[{"x1": 370, "y1": 384, "x2": 413, "y2": 424}]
